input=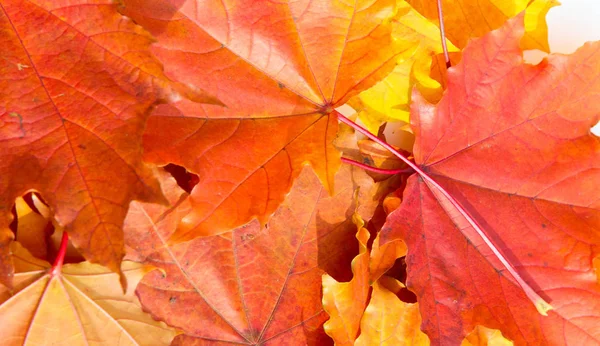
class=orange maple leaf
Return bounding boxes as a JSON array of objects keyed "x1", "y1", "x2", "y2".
[
  {"x1": 118, "y1": 0, "x2": 416, "y2": 243},
  {"x1": 123, "y1": 164, "x2": 379, "y2": 345},
  {"x1": 0, "y1": 0, "x2": 216, "y2": 287}
]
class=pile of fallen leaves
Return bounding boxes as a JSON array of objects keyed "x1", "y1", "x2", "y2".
[{"x1": 1, "y1": 0, "x2": 598, "y2": 345}]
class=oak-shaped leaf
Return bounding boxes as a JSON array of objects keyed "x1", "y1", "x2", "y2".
[
  {"x1": 377, "y1": 14, "x2": 600, "y2": 345},
  {"x1": 0, "y1": 0, "x2": 216, "y2": 287},
  {"x1": 0, "y1": 242, "x2": 178, "y2": 345},
  {"x1": 123, "y1": 165, "x2": 379, "y2": 345},
  {"x1": 321, "y1": 214, "x2": 371, "y2": 345},
  {"x1": 355, "y1": 276, "x2": 429, "y2": 346},
  {"x1": 119, "y1": 0, "x2": 414, "y2": 243},
  {"x1": 321, "y1": 213, "x2": 428, "y2": 345}
]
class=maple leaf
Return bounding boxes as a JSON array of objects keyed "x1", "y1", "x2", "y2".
[
  {"x1": 123, "y1": 164, "x2": 379, "y2": 345},
  {"x1": 350, "y1": 0, "x2": 558, "y2": 135},
  {"x1": 118, "y1": 0, "x2": 414, "y2": 243},
  {"x1": 347, "y1": 1, "x2": 458, "y2": 133},
  {"x1": 421, "y1": 0, "x2": 558, "y2": 96},
  {"x1": 0, "y1": 241, "x2": 178, "y2": 345},
  {"x1": 0, "y1": 0, "x2": 218, "y2": 287},
  {"x1": 376, "y1": 14, "x2": 600, "y2": 345},
  {"x1": 408, "y1": 0, "x2": 558, "y2": 51}
]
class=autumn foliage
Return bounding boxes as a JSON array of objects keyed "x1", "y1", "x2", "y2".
[{"x1": 0, "y1": 0, "x2": 599, "y2": 345}]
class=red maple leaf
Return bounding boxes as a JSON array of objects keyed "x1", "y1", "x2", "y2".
[{"x1": 377, "y1": 15, "x2": 600, "y2": 345}]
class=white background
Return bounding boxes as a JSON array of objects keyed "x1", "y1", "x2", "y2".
[
  {"x1": 543, "y1": 0, "x2": 600, "y2": 134},
  {"x1": 545, "y1": 0, "x2": 600, "y2": 56}
]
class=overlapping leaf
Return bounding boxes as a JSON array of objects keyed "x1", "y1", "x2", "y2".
[
  {"x1": 356, "y1": 277, "x2": 429, "y2": 346},
  {"x1": 461, "y1": 326, "x2": 513, "y2": 346},
  {"x1": 377, "y1": 15, "x2": 600, "y2": 345},
  {"x1": 321, "y1": 213, "x2": 427, "y2": 345},
  {"x1": 322, "y1": 214, "x2": 370, "y2": 345},
  {"x1": 0, "y1": 0, "x2": 215, "y2": 286},
  {"x1": 427, "y1": 0, "x2": 558, "y2": 93},
  {"x1": 14, "y1": 196, "x2": 50, "y2": 260},
  {"x1": 118, "y1": 0, "x2": 414, "y2": 243},
  {"x1": 347, "y1": 1, "x2": 457, "y2": 133},
  {"x1": 0, "y1": 242, "x2": 177, "y2": 345},
  {"x1": 123, "y1": 165, "x2": 379, "y2": 345},
  {"x1": 408, "y1": 0, "x2": 557, "y2": 51},
  {"x1": 351, "y1": 0, "x2": 557, "y2": 135}
]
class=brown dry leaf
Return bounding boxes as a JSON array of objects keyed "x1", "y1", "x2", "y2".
[
  {"x1": 333, "y1": 125, "x2": 407, "y2": 232},
  {"x1": 356, "y1": 276, "x2": 429, "y2": 346},
  {"x1": 0, "y1": 242, "x2": 178, "y2": 346}
]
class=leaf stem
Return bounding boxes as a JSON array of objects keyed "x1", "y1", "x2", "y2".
[
  {"x1": 336, "y1": 111, "x2": 552, "y2": 315},
  {"x1": 436, "y1": 0, "x2": 451, "y2": 68},
  {"x1": 50, "y1": 231, "x2": 69, "y2": 277},
  {"x1": 341, "y1": 157, "x2": 413, "y2": 175}
]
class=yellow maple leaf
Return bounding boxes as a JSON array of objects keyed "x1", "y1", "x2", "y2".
[
  {"x1": 348, "y1": 1, "x2": 457, "y2": 133},
  {"x1": 0, "y1": 242, "x2": 178, "y2": 346},
  {"x1": 408, "y1": 0, "x2": 558, "y2": 51},
  {"x1": 349, "y1": 0, "x2": 558, "y2": 134}
]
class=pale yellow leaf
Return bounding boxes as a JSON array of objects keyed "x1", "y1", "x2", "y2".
[
  {"x1": 356, "y1": 276, "x2": 429, "y2": 346},
  {"x1": 0, "y1": 242, "x2": 178, "y2": 346}
]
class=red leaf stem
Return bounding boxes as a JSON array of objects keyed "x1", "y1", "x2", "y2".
[
  {"x1": 436, "y1": 0, "x2": 451, "y2": 68},
  {"x1": 50, "y1": 231, "x2": 69, "y2": 277},
  {"x1": 341, "y1": 157, "x2": 414, "y2": 175},
  {"x1": 336, "y1": 111, "x2": 553, "y2": 315}
]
